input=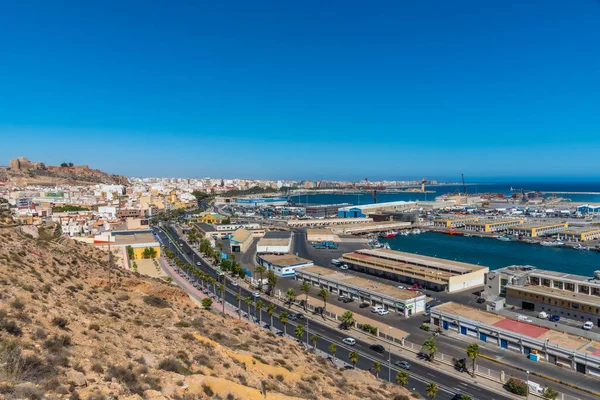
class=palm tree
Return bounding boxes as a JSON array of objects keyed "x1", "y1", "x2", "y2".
[
  {"x1": 279, "y1": 311, "x2": 289, "y2": 335},
  {"x1": 266, "y1": 270, "x2": 277, "y2": 296},
  {"x1": 372, "y1": 361, "x2": 381, "y2": 379},
  {"x1": 396, "y1": 371, "x2": 409, "y2": 387},
  {"x1": 423, "y1": 337, "x2": 438, "y2": 361},
  {"x1": 217, "y1": 242, "x2": 223, "y2": 253},
  {"x1": 255, "y1": 300, "x2": 264, "y2": 324},
  {"x1": 266, "y1": 303, "x2": 276, "y2": 327},
  {"x1": 542, "y1": 387, "x2": 559, "y2": 400},
  {"x1": 244, "y1": 296, "x2": 253, "y2": 322},
  {"x1": 309, "y1": 334, "x2": 318, "y2": 351},
  {"x1": 348, "y1": 351, "x2": 359, "y2": 368},
  {"x1": 300, "y1": 282, "x2": 312, "y2": 310},
  {"x1": 329, "y1": 343, "x2": 337, "y2": 361},
  {"x1": 218, "y1": 283, "x2": 225, "y2": 313},
  {"x1": 318, "y1": 288, "x2": 329, "y2": 313},
  {"x1": 285, "y1": 288, "x2": 297, "y2": 305},
  {"x1": 466, "y1": 343, "x2": 480, "y2": 377},
  {"x1": 425, "y1": 382, "x2": 439, "y2": 400},
  {"x1": 459, "y1": 396, "x2": 471, "y2": 400},
  {"x1": 234, "y1": 293, "x2": 242, "y2": 319},
  {"x1": 341, "y1": 311, "x2": 354, "y2": 329},
  {"x1": 255, "y1": 265, "x2": 266, "y2": 291},
  {"x1": 294, "y1": 324, "x2": 305, "y2": 341}
]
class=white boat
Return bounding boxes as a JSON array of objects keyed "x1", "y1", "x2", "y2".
[
  {"x1": 540, "y1": 240, "x2": 564, "y2": 247},
  {"x1": 383, "y1": 242, "x2": 391, "y2": 250},
  {"x1": 574, "y1": 244, "x2": 589, "y2": 251},
  {"x1": 497, "y1": 235, "x2": 512, "y2": 242}
]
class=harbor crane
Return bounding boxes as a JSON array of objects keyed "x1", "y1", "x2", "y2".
[{"x1": 365, "y1": 178, "x2": 377, "y2": 203}]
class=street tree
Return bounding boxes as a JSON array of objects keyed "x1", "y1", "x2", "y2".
[
  {"x1": 234, "y1": 293, "x2": 242, "y2": 319},
  {"x1": 218, "y1": 283, "x2": 225, "y2": 313},
  {"x1": 348, "y1": 351, "x2": 359, "y2": 368},
  {"x1": 255, "y1": 300, "x2": 264, "y2": 324},
  {"x1": 294, "y1": 324, "x2": 305, "y2": 341},
  {"x1": 341, "y1": 311, "x2": 355, "y2": 329},
  {"x1": 300, "y1": 281, "x2": 312, "y2": 310},
  {"x1": 244, "y1": 296, "x2": 253, "y2": 322},
  {"x1": 423, "y1": 337, "x2": 438, "y2": 361},
  {"x1": 372, "y1": 361, "x2": 381, "y2": 379},
  {"x1": 201, "y1": 297, "x2": 212, "y2": 310},
  {"x1": 396, "y1": 371, "x2": 408, "y2": 387},
  {"x1": 285, "y1": 288, "x2": 297, "y2": 305},
  {"x1": 310, "y1": 334, "x2": 318, "y2": 351},
  {"x1": 543, "y1": 387, "x2": 559, "y2": 400},
  {"x1": 279, "y1": 311, "x2": 289, "y2": 335},
  {"x1": 329, "y1": 343, "x2": 337, "y2": 361},
  {"x1": 266, "y1": 303, "x2": 276, "y2": 327},
  {"x1": 466, "y1": 343, "x2": 480, "y2": 377},
  {"x1": 318, "y1": 288, "x2": 329, "y2": 313},
  {"x1": 255, "y1": 265, "x2": 267, "y2": 291},
  {"x1": 425, "y1": 382, "x2": 439, "y2": 400},
  {"x1": 266, "y1": 270, "x2": 278, "y2": 296}
]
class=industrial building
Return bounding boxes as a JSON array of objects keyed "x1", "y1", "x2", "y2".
[
  {"x1": 230, "y1": 228, "x2": 253, "y2": 252},
  {"x1": 463, "y1": 218, "x2": 524, "y2": 233},
  {"x1": 98, "y1": 230, "x2": 161, "y2": 259},
  {"x1": 329, "y1": 221, "x2": 411, "y2": 235},
  {"x1": 557, "y1": 227, "x2": 600, "y2": 242},
  {"x1": 339, "y1": 249, "x2": 488, "y2": 293},
  {"x1": 337, "y1": 201, "x2": 418, "y2": 218},
  {"x1": 287, "y1": 218, "x2": 374, "y2": 227},
  {"x1": 195, "y1": 222, "x2": 261, "y2": 239},
  {"x1": 303, "y1": 203, "x2": 351, "y2": 218},
  {"x1": 256, "y1": 231, "x2": 292, "y2": 254},
  {"x1": 234, "y1": 197, "x2": 288, "y2": 207},
  {"x1": 577, "y1": 204, "x2": 600, "y2": 215},
  {"x1": 255, "y1": 253, "x2": 313, "y2": 277},
  {"x1": 306, "y1": 228, "x2": 337, "y2": 242},
  {"x1": 295, "y1": 265, "x2": 426, "y2": 317},
  {"x1": 433, "y1": 216, "x2": 479, "y2": 229},
  {"x1": 505, "y1": 222, "x2": 568, "y2": 237},
  {"x1": 430, "y1": 302, "x2": 600, "y2": 378}
]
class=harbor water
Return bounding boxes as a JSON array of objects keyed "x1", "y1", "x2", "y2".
[{"x1": 382, "y1": 232, "x2": 600, "y2": 276}]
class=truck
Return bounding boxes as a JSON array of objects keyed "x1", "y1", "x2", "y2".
[
  {"x1": 312, "y1": 242, "x2": 327, "y2": 249},
  {"x1": 321, "y1": 241, "x2": 339, "y2": 249}
]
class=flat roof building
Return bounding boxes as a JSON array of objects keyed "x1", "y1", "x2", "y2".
[
  {"x1": 338, "y1": 201, "x2": 418, "y2": 218},
  {"x1": 306, "y1": 228, "x2": 337, "y2": 242},
  {"x1": 256, "y1": 253, "x2": 313, "y2": 277},
  {"x1": 339, "y1": 248, "x2": 488, "y2": 293},
  {"x1": 430, "y1": 302, "x2": 600, "y2": 377},
  {"x1": 505, "y1": 222, "x2": 568, "y2": 237},
  {"x1": 433, "y1": 216, "x2": 479, "y2": 228},
  {"x1": 256, "y1": 231, "x2": 292, "y2": 254},
  {"x1": 295, "y1": 265, "x2": 426, "y2": 317},
  {"x1": 230, "y1": 228, "x2": 253, "y2": 253},
  {"x1": 463, "y1": 218, "x2": 524, "y2": 233},
  {"x1": 303, "y1": 203, "x2": 351, "y2": 218},
  {"x1": 287, "y1": 218, "x2": 374, "y2": 227},
  {"x1": 557, "y1": 227, "x2": 600, "y2": 242}
]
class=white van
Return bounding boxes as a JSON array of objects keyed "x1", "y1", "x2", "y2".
[
  {"x1": 538, "y1": 311, "x2": 548, "y2": 319},
  {"x1": 371, "y1": 305, "x2": 384, "y2": 313},
  {"x1": 331, "y1": 259, "x2": 341, "y2": 266}
]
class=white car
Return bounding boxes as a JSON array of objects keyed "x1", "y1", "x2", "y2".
[
  {"x1": 377, "y1": 309, "x2": 390, "y2": 316},
  {"x1": 196, "y1": 262, "x2": 202, "y2": 266},
  {"x1": 340, "y1": 264, "x2": 349, "y2": 270},
  {"x1": 230, "y1": 281, "x2": 238, "y2": 286},
  {"x1": 582, "y1": 321, "x2": 594, "y2": 330},
  {"x1": 371, "y1": 306, "x2": 384, "y2": 313},
  {"x1": 253, "y1": 292, "x2": 261, "y2": 298},
  {"x1": 342, "y1": 337, "x2": 356, "y2": 346}
]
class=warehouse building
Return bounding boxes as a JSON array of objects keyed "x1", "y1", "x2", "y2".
[
  {"x1": 463, "y1": 218, "x2": 524, "y2": 233},
  {"x1": 339, "y1": 249, "x2": 488, "y2": 293},
  {"x1": 256, "y1": 253, "x2": 313, "y2": 277},
  {"x1": 505, "y1": 222, "x2": 568, "y2": 237},
  {"x1": 337, "y1": 201, "x2": 418, "y2": 218},
  {"x1": 303, "y1": 203, "x2": 351, "y2": 218},
  {"x1": 295, "y1": 265, "x2": 426, "y2": 317},
  {"x1": 433, "y1": 216, "x2": 479, "y2": 229},
  {"x1": 287, "y1": 218, "x2": 373, "y2": 227},
  {"x1": 256, "y1": 231, "x2": 292, "y2": 254},
  {"x1": 306, "y1": 228, "x2": 337, "y2": 242},
  {"x1": 430, "y1": 302, "x2": 600, "y2": 377},
  {"x1": 557, "y1": 227, "x2": 600, "y2": 242},
  {"x1": 230, "y1": 228, "x2": 253, "y2": 253}
]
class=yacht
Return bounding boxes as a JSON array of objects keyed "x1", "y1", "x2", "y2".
[
  {"x1": 540, "y1": 240, "x2": 564, "y2": 247},
  {"x1": 574, "y1": 244, "x2": 589, "y2": 251}
]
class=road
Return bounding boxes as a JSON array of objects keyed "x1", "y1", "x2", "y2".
[
  {"x1": 154, "y1": 224, "x2": 514, "y2": 400},
  {"x1": 289, "y1": 228, "x2": 599, "y2": 399}
]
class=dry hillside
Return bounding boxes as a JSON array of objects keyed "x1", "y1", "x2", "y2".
[{"x1": 0, "y1": 227, "x2": 412, "y2": 400}]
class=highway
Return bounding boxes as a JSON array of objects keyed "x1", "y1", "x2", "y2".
[{"x1": 153, "y1": 224, "x2": 514, "y2": 400}]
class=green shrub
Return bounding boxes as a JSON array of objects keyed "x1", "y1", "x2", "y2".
[
  {"x1": 142, "y1": 295, "x2": 170, "y2": 308},
  {"x1": 507, "y1": 377, "x2": 527, "y2": 396}
]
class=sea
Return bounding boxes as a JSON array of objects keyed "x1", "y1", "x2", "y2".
[
  {"x1": 381, "y1": 232, "x2": 600, "y2": 277},
  {"x1": 290, "y1": 182, "x2": 600, "y2": 205}
]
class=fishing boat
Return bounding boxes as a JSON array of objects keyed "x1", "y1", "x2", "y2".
[
  {"x1": 383, "y1": 242, "x2": 391, "y2": 250},
  {"x1": 540, "y1": 240, "x2": 564, "y2": 247},
  {"x1": 443, "y1": 229, "x2": 464, "y2": 236},
  {"x1": 497, "y1": 234, "x2": 514, "y2": 242},
  {"x1": 574, "y1": 244, "x2": 589, "y2": 251},
  {"x1": 380, "y1": 231, "x2": 398, "y2": 239}
]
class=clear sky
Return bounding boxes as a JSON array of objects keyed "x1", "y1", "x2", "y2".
[{"x1": 1, "y1": 1, "x2": 599, "y2": 181}]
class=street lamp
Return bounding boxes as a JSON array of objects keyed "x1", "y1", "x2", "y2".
[
  {"x1": 526, "y1": 370, "x2": 530, "y2": 399},
  {"x1": 388, "y1": 326, "x2": 392, "y2": 382}
]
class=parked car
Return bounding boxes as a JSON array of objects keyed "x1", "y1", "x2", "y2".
[
  {"x1": 342, "y1": 298, "x2": 354, "y2": 303},
  {"x1": 276, "y1": 331, "x2": 284, "y2": 337},
  {"x1": 340, "y1": 264, "x2": 349, "y2": 270},
  {"x1": 342, "y1": 337, "x2": 356, "y2": 346},
  {"x1": 549, "y1": 315, "x2": 560, "y2": 322},
  {"x1": 288, "y1": 314, "x2": 298, "y2": 320},
  {"x1": 359, "y1": 302, "x2": 370, "y2": 308},
  {"x1": 230, "y1": 281, "x2": 238, "y2": 286},
  {"x1": 476, "y1": 297, "x2": 486, "y2": 304},
  {"x1": 395, "y1": 360, "x2": 411, "y2": 369},
  {"x1": 583, "y1": 321, "x2": 594, "y2": 330},
  {"x1": 196, "y1": 262, "x2": 202, "y2": 266},
  {"x1": 369, "y1": 344, "x2": 385, "y2": 354},
  {"x1": 538, "y1": 311, "x2": 548, "y2": 319},
  {"x1": 377, "y1": 309, "x2": 389, "y2": 316},
  {"x1": 294, "y1": 313, "x2": 305, "y2": 320},
  {"x1": 252, "y1": 292, "x2": 261, "y2": 298},
  {"x1": 343, "y1": 365, "x2": 354, "y2": 370},
  {"x1": 371, "y1": 306, "x2": 384, "y2": 313}
]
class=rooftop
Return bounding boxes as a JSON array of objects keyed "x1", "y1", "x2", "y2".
[
  {"x1": 465, "y1": 218, "x2": 523, "y2": 226},
  {"x1": 304, "y1": 203, "x2": 351, "y2": 209},
  {"x1": 262, "y1": 231, "x2": 292, "y2": 239},
  {"x1": 231, "y1": 228, "x2": 252, "y2": 243},
  {"x1": 260, "y1": 254, "x2": 313, "y2": 266},
  {"x1": 561, "y1": 226, "x2": 600, "y2": 234},
  {"x1": 298, "y1": 265, "x2": 421, "y2": 300},
  {"x1": 195, "y1": 223, "x2": 216, "y2": 232},
  {"x1": 528, "y1": 270, "x2": 599, "y2": 283},
  {"x1": 306, "y1": 228, "x2": 334, "y2": 235},
  {"x1": 112, "y1": 232, "x2": 157, "y2": 245},
  {"x1": 338, "y1": 201, "x2": 417, "y2": 211},
  {"x1": 507, "y1": 284, "x2": 600, "y2": 306},
  {"x1": 511, "y1": 222, "x2": 568, "y2": 229},
  {"x1": 257, "y1": 238, "x2": 291, "y2": 247}
]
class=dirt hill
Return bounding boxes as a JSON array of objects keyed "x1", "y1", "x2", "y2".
[
  {"x1": 4, "y1": 157, "x2": 129, "y2": 186},
  {"x1": 0, "y1": 227, "x2": 411, "y2": 400}
]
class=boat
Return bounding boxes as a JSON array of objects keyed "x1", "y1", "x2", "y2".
[
  {"x1": 497, "y1": 234, "x2": 514, "y2": 242},
  {"x1": 383, "y1": 242, "x2": 391, "y2": 250},
  {"x1": 540, "y1": 240, "x2": 564, "y2": 247},
  {"x1": 443, "y1": 229, "x2": 464, "y2": 236},
  {"x1": 574, "y1": 244, "x2": 589, "y2": 251},
  {"x1": 380, "y1": 231, "x2": 398, "y2": 239}
]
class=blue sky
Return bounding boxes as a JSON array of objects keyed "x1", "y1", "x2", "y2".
[{"x1": 1, "y1": 1, "x2": 599, "y2": 181}]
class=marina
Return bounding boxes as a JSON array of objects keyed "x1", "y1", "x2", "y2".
[{"x1": 382, "y1": 231, "x2": 600, "y2": 276}]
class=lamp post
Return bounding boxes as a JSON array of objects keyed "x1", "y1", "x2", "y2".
[
  {"x1": 526, "y1": 370, "x2": 530, "y2": 399},
  {"x1": 388, "y1": 326, "x2": 392, "y2": 382}
]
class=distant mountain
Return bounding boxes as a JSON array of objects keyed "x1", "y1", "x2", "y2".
[{"x1": 3, "y1": 156, "x2": 129, "y2": 186}]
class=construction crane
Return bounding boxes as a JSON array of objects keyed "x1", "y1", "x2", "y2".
[{"x1": 365, "y1": 178, "x2": 377, "y2": 203}]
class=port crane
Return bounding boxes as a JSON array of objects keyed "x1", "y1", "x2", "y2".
[{"x1": 365, "y1": 178, "x2": 377, "y2": 203}]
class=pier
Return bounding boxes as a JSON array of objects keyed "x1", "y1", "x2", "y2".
[{"x1": 539, "y1": 191, "x2": 600, "y2": 195}]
